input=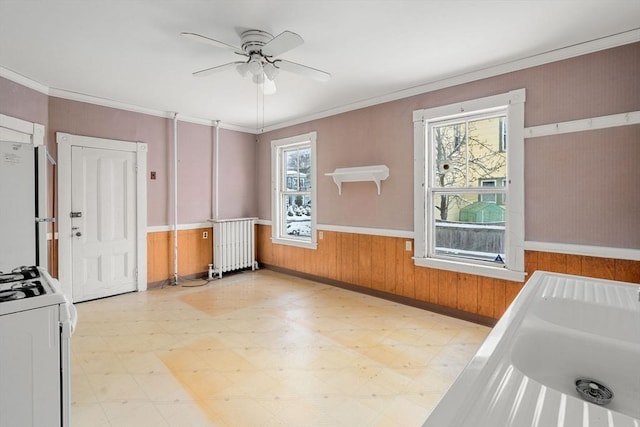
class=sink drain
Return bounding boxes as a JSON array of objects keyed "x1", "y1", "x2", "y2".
[{"x1": 575, "y1": 378, "x2": 613, "y2": 405}]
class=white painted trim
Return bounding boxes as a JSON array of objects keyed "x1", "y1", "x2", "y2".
[
  {"x1": 3, "y1": 30, "x2": 637, "y2": 136},
  {"x1": 0, "y1": 113, "x2": 39, "y2": 136},
  {"x1": 258, "y1": 29, "x2": 640, "y2": 133},
  {"x1": 271, "y1": 237, "x2": 318, "y2": 250},
  {"x1": 525, "y1": 111, "x2": 640, "y2": 138},
  {"x1": 48, "y1": 88, "x2": 254, "y2": 133},
  {"x1": 414, "y1": 257, "x2": 527, "y2": 282},
  {"x1": 413, "y1": 89, "x2": 526, "y2": 281},
  {"x1": 270, "y1": 132, "x2": 318, "y2": 250},
  {"x1": 317, "y1": 224, "x2": 414, "y2": 239},
  {"x1": 135, "y1": 142, "x2": 148, "y2": 292},
  {"x1": 256, "y1": 220, "x2": 415, "y2": 239},
  {"x1": 56, "y1": 132, "x2": 148, "y2": 299},
  {"x1": 253, "y1": 220, "x2": 639, "y2": 262},
  {"x1": 147, "y1": 222, "x2": 213, "y2": 233},
  {"x1": 0, "y1": 65, "x2": 50, "y2": 95},
  {"x1": 525, "y1": 241, "x2": 640, "y2": 261}
]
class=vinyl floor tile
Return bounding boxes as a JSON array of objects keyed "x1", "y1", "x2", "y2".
[{"x1": 71, "y1": 269, "x2": 490, "y2": 426}]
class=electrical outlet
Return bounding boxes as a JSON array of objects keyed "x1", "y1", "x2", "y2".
[
  {"x1": 405, "y1": 241, "x2": 412, "y2": 251},
  {"x1": 202, "y1": 231, "x2": 208, "y2": 239},
  {"x1": 150, "y1": 171, "x2": 156, "y2": 180},
  {"x1": 319, "y1": 231, "x2": 324, "y2": 240}
]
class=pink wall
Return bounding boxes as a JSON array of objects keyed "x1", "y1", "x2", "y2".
[
  {"x1": 257, "y1": 42, "x2": 640, "y2": 249},
  {"x1": 174, "y1": 123, "x2": 258, "y2": 222},
  {"x1": 217, "y1": 128, "x2": 258, "y2": 220},
  {"x1": 525, "y1": 125, "x2": 640, "y2": 247},
  {"x1": 0, "y1": 76, "x2": 48, "y2": 126},
  {"x1": 48, "y1": 97, "x2": 173, "y2": 226},
  {"x1": 46, "y1": 98, "x2": 257, "y2": 226},
  {"x1": 175, "y1": 121, "x2": 213, "y2": 224},
  {"x1": 2, "y1": 42, "x2": 638, "y2": 249}
]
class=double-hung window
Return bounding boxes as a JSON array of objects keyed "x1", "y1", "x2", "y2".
[
  {"x1": 413, "y1": 89, "x2": 526, "y2": 281},
  {"x1": 271, "y1": 132, "x2": 317, "y2": 249}
]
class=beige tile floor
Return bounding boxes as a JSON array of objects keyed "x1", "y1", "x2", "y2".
[{"x1": 71, "y1": 269, "x2": 490, "y2": 427}]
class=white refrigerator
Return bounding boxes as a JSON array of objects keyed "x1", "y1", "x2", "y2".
[{"x1": 0, "y1": 139, "x2": 76, "y2": 427}]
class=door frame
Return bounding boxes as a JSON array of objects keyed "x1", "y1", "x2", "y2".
[{"x1": 57, "y1": 132, "x2": 147, "y2": 301}]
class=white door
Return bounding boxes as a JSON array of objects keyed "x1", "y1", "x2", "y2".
[
  {"x1": 57, "y1": 133, "x2": 147, "y2": 303},
  {"x1": 71, "y1": 146, "x2": 137, "y2": 301}
]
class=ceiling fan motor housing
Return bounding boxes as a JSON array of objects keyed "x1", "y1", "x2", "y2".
[{"x1": 240, "y1": 30, "x2": 274, "y2": 55}]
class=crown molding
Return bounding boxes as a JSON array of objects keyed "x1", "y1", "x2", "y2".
[
  {"x1": 47, "y1": 88, "x2": 255, "y2": 133},
  {"x1": 2, "y1": 29, "x2": 638, "y2": 135},
  {"x1": 0, "y1": 65, "x2": 50, "y2": 95},
  {"x1": 258, "y1": 28, "x2": 640, "y2": 133}
]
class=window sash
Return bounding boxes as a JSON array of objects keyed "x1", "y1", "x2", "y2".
[
  {"x1": 413, "y1": 89, "x2": 526, "y2": 282},
  {"x1": 271, "y1": 132, "x2": 317, "y2": 250}
]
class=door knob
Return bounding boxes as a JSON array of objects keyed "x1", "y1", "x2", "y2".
[{"x1": 75, "y1": 231, "x2": 82, "y2": 237}]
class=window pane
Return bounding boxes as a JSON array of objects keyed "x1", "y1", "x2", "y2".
[
  {"x1": 467, "y1": 117, "x2": 506, "y2": 188},
  {"x1": 480, "y1": 180, "x2": 497, "y2": 203},
  {"x1": 283, "y1": 194, "x2": 312, "y2": 238},
  {"x1": 283, "y1": 147, "x2": 311, "y2": 192},
  {"x1": 433, "y1": 122, "x2": 467, "y2": 188},
  {"x1": 284, "y1": 149, "x2": 299, "y2": 191},
  {"x1": 433, "y1": 116, "x2": 506, "y2": 189},
  {"x1": 433, "y1": 192, "x2": 505, "y2": 264}
]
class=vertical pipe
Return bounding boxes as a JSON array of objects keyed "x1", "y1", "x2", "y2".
[
  {"x1": 213, "y1": 120, "x2": 220, "y2": 220},
  {"x1": 172, "y1": 113, "x2": 179, "y2": 285},
  {"x1": 210, "y1": 120, "x2": 220, "y2": 280}
]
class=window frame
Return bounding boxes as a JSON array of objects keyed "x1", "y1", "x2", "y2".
[
  {"x1": 479, "y1": 178, "x2": 507, "y2": 204},
  {"x1": 413, "y1": 89, "x2": 526, "y2": 282},
  {"x1": 271, "y1": 131, "x2": 318, "y2": 249}
]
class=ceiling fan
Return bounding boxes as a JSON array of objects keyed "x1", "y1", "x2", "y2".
[{"x1": 181, "y1": 29, "x2": 331, "y2": 94}]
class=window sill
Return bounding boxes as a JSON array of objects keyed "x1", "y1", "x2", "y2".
[
  {"x1": 271, "y1": 237, "x2": 318, "y2": 250},
  {"x1": 414, "y1": 257, "x2": 526, "y2": 282}
]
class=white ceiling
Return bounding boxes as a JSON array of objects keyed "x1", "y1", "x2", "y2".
[{"x1": 1, "y1": 1, "x2": 639, "y2": 132}]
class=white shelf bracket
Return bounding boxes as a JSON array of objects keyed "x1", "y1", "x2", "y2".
[{"x1": 325, "y1": 165, "x2": 389, "y2": 196}]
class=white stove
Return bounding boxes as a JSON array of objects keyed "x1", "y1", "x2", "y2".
[
  {"x1": 0, "y1": 265, "x2": 76, "y2": 427},
  {"x1": 0, "y1": 266, "x2": 65, "y2": 312}
]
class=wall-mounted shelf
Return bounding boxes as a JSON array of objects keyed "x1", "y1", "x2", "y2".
[{"x1": 325, "y1": 165, "x2": 389, "y2": 195}]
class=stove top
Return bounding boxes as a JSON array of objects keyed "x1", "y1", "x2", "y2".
[
  {"x1": 0, "y1": 266, "x2": 69, "y2": 317},
  {"x1": 0, "y1": 280, "x2": 47, "y2": 302},
  {"x1": 0, "y1": 266, "x2": 51, "y2": 303},
  {"x1": 0, "y1": 266, "x2": 40, "y2": 284}
]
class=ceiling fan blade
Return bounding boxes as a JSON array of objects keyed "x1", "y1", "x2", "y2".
[
  {"x1": 262, "y1": 31, "x2": 304, "y2": 57},
  {"x1": 275, "y1": 60, "x2": 331, "y2": 82},
  {"x1": 181, "y1": 32, "x2": 244, "y2": 55},
  {"x1": 193, "y1": 61, "x2": 245, "y2": 77}
]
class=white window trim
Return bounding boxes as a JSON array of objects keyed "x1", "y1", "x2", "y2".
[
  {"x1": 413, "y1": 89, "x2": 526, "y2": 282},
  {"x1": 271, "y1": 131, "x2": 318, "y2": 249}
]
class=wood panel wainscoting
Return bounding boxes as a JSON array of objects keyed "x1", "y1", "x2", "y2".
[
  {"x1": 147, "y1": 227, "x2": 213, "y2": 285},
  {"x1": 256, "y1": 224, "x2": 640, "y2": 324}
]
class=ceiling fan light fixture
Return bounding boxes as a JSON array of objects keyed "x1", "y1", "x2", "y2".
[
  {"x1": 236, "y1": 62, "x2": 250, "y2": 77},
  {"x1": 248, "y1": 57, "x2": 263, "y2": 76},
  {"x1": 263, "y1": 62, "x2": 279, "y2": 81}
]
